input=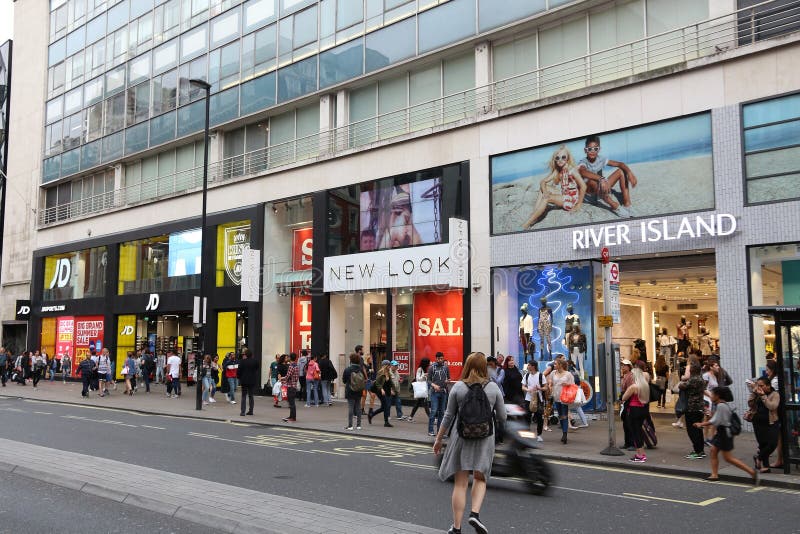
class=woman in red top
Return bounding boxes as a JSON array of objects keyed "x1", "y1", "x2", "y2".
[
  {"x1": 621, "y1": 364, "x2": 651, "y2": 463},
  {"x1": 222, "y1": 352, "x2": 239, "y2": 405},
  {"x1": 305, "y1": 355, "x2": 321, "y2": 407}
]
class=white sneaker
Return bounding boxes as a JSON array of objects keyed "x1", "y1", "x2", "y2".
[
  {"x1": 345, "y1": 426, "x2": 354, "y2": 431},
  {"x1": 171, "y1": 394, "x2": 178, "y2": 398},
  {"x1": 537, "y1": 436, "x2": 544, "y2": 442},
  {"x1": 356, "y1": 426, "x2": 362, "y2": 430},
  {"x1": 672, "y1": 421, "x2": 685, "y2": 428},
  {"x1": 209, "y1": 398, "x2": 216, "y2": 403}
]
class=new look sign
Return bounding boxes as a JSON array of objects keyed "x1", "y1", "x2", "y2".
[{"x1": 572, "y1": 213, "x2": 737, "y2": 251}]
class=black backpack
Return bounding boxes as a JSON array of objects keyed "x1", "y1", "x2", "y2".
[
  {"x1": 456, "y1": 383, "x2": 494, "y2": 440},
  {"x1": 729, "y1": 409, "x2": 742, "y2": 436}
]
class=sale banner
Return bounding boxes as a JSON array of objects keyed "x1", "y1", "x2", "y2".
[
  {"x1": 55, "y1": 317, "x2": 75, "y2": 372},
  {"x1": 291, "y1": 292, "x2": 312, "y2": 355},
  {"x1": 393, "y1": 351, "x2": 410, "y2": 376},
  {"x1": 292, "y1": 228, "x2": 313, "y2": 272},
  {"x1": 413, "y1": 290, "x2": 464, "y2": 380},
  {"x1": 74, "y1": 316, "x2": 104, "y2": 375}
]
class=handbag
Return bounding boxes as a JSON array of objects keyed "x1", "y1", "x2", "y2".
[
  {"x1": 559, "y1": 383, "x2": 579, "y2": 404},
  {"x1": 412, "y1": 381, "x2": 428, "y2": 399},
  {"x1": 272, "y1": 381, "x2": 282, "y2": 397},
  {"x1": 570, "y1": 386, "x2": 586, "y2": 408},
  {"x1": 654, "y1": 376, "x2": 667, "y2": 390},
  {"x1": 121, "y1": 365, "x2": 130, "y2": 375}
]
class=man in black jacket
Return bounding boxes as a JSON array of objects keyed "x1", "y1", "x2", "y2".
[{"x1": 237, "y1": 348, "x2": 259, "y2": 416}]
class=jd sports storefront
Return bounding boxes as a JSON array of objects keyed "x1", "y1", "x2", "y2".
[{"x1": 29, "y1": 205, "x2": 263, "y2": 381}]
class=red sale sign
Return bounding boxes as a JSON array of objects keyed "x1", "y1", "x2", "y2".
[
  {"x1": 413, "y1": 290, "x2": 464, "y2": 381},
  {"x1": 393, "y1": 351, "x2": 410, "y2": 375},
  {"x1": 292, "y1": 228, "x2": 313, "y2": 272},
  {"x1": 74, "y1": 316, "x2": 104, "y2": 375},
  {"x1": 55, "y1": 316, "x2": 75, "y2": 360},
  {"x1": 291, "y1": 292, "x2": 312, "y2": 354}
]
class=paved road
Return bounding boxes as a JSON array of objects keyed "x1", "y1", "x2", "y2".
[
  {"x1": 0, "y1": 396, "x2": 798, "y2": 533},
  {"x1": 0, "y1": 470, "x2": 220, "y2": 534}
]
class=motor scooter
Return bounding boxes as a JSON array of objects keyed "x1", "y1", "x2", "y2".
[{"x1": 435, "y1": 404, "x2": 552, "y2": 495}]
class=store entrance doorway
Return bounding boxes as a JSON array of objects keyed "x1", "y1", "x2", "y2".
[{"x1": 595, "y1": 253, "x2": 719, "y2": 410}]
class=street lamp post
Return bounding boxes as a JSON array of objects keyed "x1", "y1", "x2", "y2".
[{"x1": 189, "y1": 78, "x2": 211, "y2": 412}]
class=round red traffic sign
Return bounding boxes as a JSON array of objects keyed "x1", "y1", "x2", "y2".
[{"x1": 601, "y1": 247, "x2": 610, "y2": 264}]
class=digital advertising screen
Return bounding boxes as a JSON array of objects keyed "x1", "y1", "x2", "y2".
[{"x1": 167, "y1": 228, "x2": 202, "y2": 277}]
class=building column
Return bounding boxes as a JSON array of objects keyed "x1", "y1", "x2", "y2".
[
  {"x1": 319, "y1": 94, "x2": 335, "y2": 155},
  {"x1": 335, "y1": 90, "x2": 349, "y2": 151},
  {"x1": 474, "y1": 41, "x2": 491, "y2": 112}
]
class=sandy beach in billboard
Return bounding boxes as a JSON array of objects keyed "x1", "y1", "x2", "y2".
[{"x1": 492, "y1": 154, "x2": 714, "y2": 233}]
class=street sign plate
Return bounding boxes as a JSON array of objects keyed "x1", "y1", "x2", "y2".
[{"x1": 598, "y1": 315, "x2": 613, "y2": 328}]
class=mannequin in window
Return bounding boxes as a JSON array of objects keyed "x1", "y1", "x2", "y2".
[
  {"x1": 566, "y1": 324, "x2": 587, "y2": 376},
  {"x1": 698, "y1": 327, "x2": 713, "y2": 357},
  {"x1": 519, "y1": 303, "x2": 535, "y2": 363},
  {"x1": 564, "y1": 304, "x2": 580, "y2": 345},
  {"x1": 537, "y1": 297, "x2": 554, "y2": 360},
  {"x1": 657, "y1": 328, "x2": 676, "y2": 369},
  {"x1": 676, "y1": 316, "x2": 691, "y2": 355}
]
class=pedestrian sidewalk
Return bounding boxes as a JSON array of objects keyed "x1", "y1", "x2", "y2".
[
  {"x1": 0, "y1": 436, "x2": 439, "y2": 534},
  {"x1": 3, "y1": 380, "x2": 799, "y2": 489}
]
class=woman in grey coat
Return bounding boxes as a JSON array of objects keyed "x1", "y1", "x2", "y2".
[{"x1": 434, "y1": 352, "x2": 506, "y2": 534}]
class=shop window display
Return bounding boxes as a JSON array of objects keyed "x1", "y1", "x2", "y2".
[
  {"x1": 118, "y1": 229, "x2": 202, "y2": 295},
  {"x1": 493, "y1": 263, "x2": 594, "y2": 379},
  {"x1": 43, "y1": 245, "x2": 107, "y2": 301}
]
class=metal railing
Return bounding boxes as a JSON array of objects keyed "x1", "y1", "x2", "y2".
[{"x1": 39, "y1": 0, "x2": 800, "y2": 226}]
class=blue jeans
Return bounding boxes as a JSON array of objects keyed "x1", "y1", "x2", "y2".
[
  {"x1": 306, "y1": 379, "x2": 319, "y2": 406},
  {"x1": 393, "y1": 394, "x2": 403, "y2": 418},
  {"x1": 554, "y1": 401, "x2": 569, "y2": 433},
  {"x1": 227, "y1": 377, "x2": 238, "y2": 401},
  {"x1": 429, "y1": 390, "x2": 447, "y2": 433},
  {"x1": 320, "y1": 380, "x2": 331, "y2": 404},
  {"x1": 202, "y1": 376, "x2": 214, "y2": 402}
]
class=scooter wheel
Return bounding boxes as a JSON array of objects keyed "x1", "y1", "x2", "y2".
[{"x1": 519, "y1": 455, "x2": 551, "y2": 495}]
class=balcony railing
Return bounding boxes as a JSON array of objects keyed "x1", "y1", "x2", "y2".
[{"x1": 39, "y1": 0, "x2": 800, "y2": 226}]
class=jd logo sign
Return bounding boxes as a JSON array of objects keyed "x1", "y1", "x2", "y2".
[
  {"x1": 48, "y1": 258, "x2": 72, "y2": 289},
  {"x1": 15, "y1": 300, "x2": 31, "y2": 320},
  {"x1": 120, "y1": 325, "x2": 134, "y2": 336},
  {"x1": 145, "y1": 293, "x2": 160, "y2": 311}
]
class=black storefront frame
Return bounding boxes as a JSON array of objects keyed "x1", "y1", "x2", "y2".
[
  {"x1": 29, "y1": 204, "x2": 264, "y2": 383},
  {"x1": 313, "y1": 161, "x2": 472, "y2": 370}
]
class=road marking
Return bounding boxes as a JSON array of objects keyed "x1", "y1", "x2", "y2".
[
  {"x1": 0, "y1": 407, "x2": 24, "y2": 412},
  {"x1": 33, "y1": 411, "x2": 53, "y2": 415},
  {"x1": 311, "y1": 449, "x2": 350, "y2": 456},
  {"x1": 388, "y1": 461, "x2": 650, "y2": 501},
  {"x1": 548, "y1": 459, "x2": 751, "y2": 488},
  {"x1": 141, "y1": 425, "x2": 166, "y2": 430},
  {"x1": 186, "y1": 431, "x2": 322, "y2": 455},
  {"x1": 623, "y1": 493, "x2": 725, "y2": 507},
  {"x1": 746, "y1": 486, "x2": 767, "y2": 493},
  {"x1": 61, "y1": 414, "x2": 138, "y2": 427}
]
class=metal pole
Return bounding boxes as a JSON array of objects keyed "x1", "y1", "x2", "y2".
[
  {"x1": 600, "y1": 259, "x2": 623, "y2": 456},
  {"x1": 190, "y1": 79, "x2": 211, "y2": 412}
]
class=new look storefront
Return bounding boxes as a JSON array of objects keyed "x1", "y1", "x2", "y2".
[{"x1": 30, "y1": 205, "x2": 263, "y2": 381}]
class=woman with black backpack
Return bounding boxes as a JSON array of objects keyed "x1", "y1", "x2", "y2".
[
  {"x1": 342, "y1": 352, "x2": 364, "y2": 430},
  {"x1": 434, "y1": 352, "x2": 506, "y2": 534}
]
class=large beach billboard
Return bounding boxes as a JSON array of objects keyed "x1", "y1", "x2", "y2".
[{"x1": 491, "y1": 112, "x2": 714, "y2": 234}]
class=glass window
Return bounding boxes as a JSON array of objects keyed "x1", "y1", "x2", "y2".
[
  {"x1": 128, "y1": 53, "x2": 151, "y2": 85},
  {"x1": 418, "y1": 0, "x2": 475, "y2": 53},
  {"x1": 86, "y1": 102, "x2": 104, "y2": 141},
  {"x1": 65, "y1": 53, "x2": 85, "y2": 90},
  {"x1": 125, "y1": 122, "x2": 149, "y2": 154},
  {"x1": 243, "y1": 0, "x2": 277, "y2": 32},
  {"x1": 539, "y1": 16, "x2": 587, "y2": 67},
  {"x1": 154, "y1": 0, "x2": 181, "y2": 43},
  {"x1": 88, "y1": 40, "x2": 106, "y2": 77},
  {"x1": 86, "y1": 13, "x2": 106, "y2": 44},
  {"x1": 211, "y1": 40, "x2": 241, "y2": 90},
  {"x1": 589, "y1": 0, "x2": 645, "y2": 51},
  {"x1": 646, "y1": 0, "x2": 707, "y2": 33},
  {"x1": 51, "y1": 4, "x2": 68, "y2": 42},
  {"x1": 250, "y1": 24, "x2": 277, "y2": 76},
  {"x1": 84, "y1": 76, "x2": 104, "y2": 106},
  {"x1": 319, "y1": 38, "x2": 363, "y2": 88},
  {"x1": 293, "y1": 5, "x2": 317, "y2": 49},
  {"x1": 493, "y1": 34, "x2": 537, "y2": 81},
  {"x1": 239, "y1": 72, "x2": 276, "y2": 115},
  {"x1": 152, "y1": 69, "x2": 178, "y2": 114},
  {"x1": 379, "y1": 75, "x2": 406, "y2": 114},
  {"x1": 210, "y1": 86, "x2": 240, "y2": 126},
  {"x1": 365, "y1": 17, "x2": 414, "y2": 73},
  {"x1": 178, "y1": 56, "x2": 209, "y2": 104},
  {"x1": 743, "y1": 93, "x2": 800, "y2": 204},
  {"x1": 106, "y1": 26, "x2": 129, "y2": 66},
  {"x1": 130, "y1": 0, "x2": 154, "y2": 19},
  {"x1": 105, "y1": 65, "x2": 126, "y2": 96},
  {"x1": 127, "y1": 82, "x2": 151, "y2": 124},
  {"x1": 61, "y1": 148, "x2": 80, "y2": 176},
  {"x1": 43, "y1": 246, "x2": 108, "y2": 300},
  {"x1": 46, "y1": 97, "x2": 64, "y2": 124},
  {"x1": 320, "y1": 0, "x2": 335, "y2": 44},
  {"x1": 44, "y1": 156, "x2": 61, "y2": 182},
  {"x1": 479, "y1": 0, "x2": 545, "y2": 32},
  {"x1": 107, "y1": 0, "x2": 129, "y2": 31},
  {"x1": 177, "y1": 100, "x2": 205, "y2": 137},
  {"x1": 443, "y1": 52, "x2": 474, "y2": 95},
  {"x1": 245, "y1": 123, "x2": 268, "y2": 151},
  {"x1": 153, "y1": 39, "x2": 178, "y2": 73},
  {"x1": 269, "y1": 109, "x2": 294, "y2": 144},
  {"x1": 337, "y1": 0, "x2": 362, "y2": 30},
  {"x1": 49, "y1": 38, "x2": 67, "y2": 66},
  {"x1": 104, "y1": 93, "x2": 126, "y2": 135},
  {"x1": 150, "y1": 111, "x2": 177, "y2": 145},
  {"x1": 211, "y1": 8, "x2": 241, "y2": 48},
  {"x1": 118, "y1": 231, "x2": 201, "y2": 295},
  {"x1": 103, "y1": 131, "x2": 124, "y2": 161},
  {"x1": 81, "y1": 139, "x2": 101, "y2": 169},
  {"x1": 46, "y1": 122, "x2": 64, "y2": 156},
  {"x1": 295, "y1": 102, "x2": 318, "y2": 137},
  {"x1": 281, "y1": 0, "x2": 313, "y2": 16},
  {"x1": 409, "y1": 63, "x2": 440, "y2": 104},
  {"x1": 181, "y1": 23, "x2": 209, "y2": 61},
  {"x1": 277, "y1": 56, "x2": 317, "y2": 102},
  {"x1": 48, "y1": 63, "x2": 66, "y2": 96},
  {"x1": 279, "y1": 14, "x2": 293, "y2": 60},
  {"x1": 63, "y1": 111, "x2": 84, "y2": 150},
  {"x1": 66, "y1": 27, "x2": 86, "y2": 57},
  {"x1": 350, "y1": 83, "x2": 376, "y2": 122}
]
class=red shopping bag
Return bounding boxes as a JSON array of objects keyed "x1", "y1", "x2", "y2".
[{"x1": 560, "y1": 383, "x2": 579, "y2": 404}]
